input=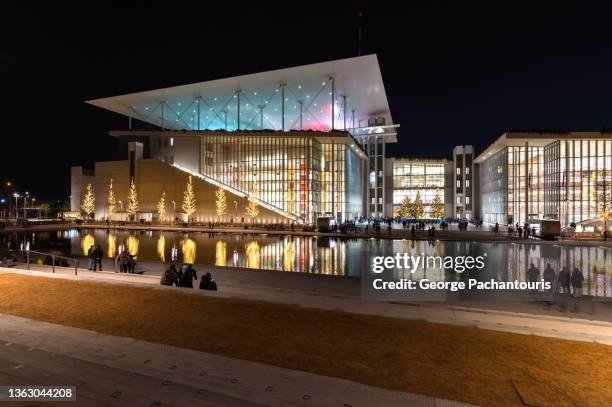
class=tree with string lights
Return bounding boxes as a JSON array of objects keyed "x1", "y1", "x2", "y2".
[
  {"x1": 245, "y1": 196, "x2": 259, "y2": 222},
  {"x1": 411, "y1": 190, "x2": 424, "y2": 220},
  {"x1": 106, "y1": 178, "x2": 116, "y2": 220},
  {"x1": 182, "y1": 176, "x2": 197, "y2": 222},
  {"x1": 157, "y1": 191, "x2": 166, "y2": 223},
  {"x1": 215, "y1": 188, "x2": 227, "y2": 220},
  {"x1": 81, "y1": 183, "x2": 95, "y2": 221},
  {"x1": 430, "y1": 191, "x2": 444, "y2": 220},
  {"x1": 127, "y1": 178, "x2": 139, "y2": 221}
]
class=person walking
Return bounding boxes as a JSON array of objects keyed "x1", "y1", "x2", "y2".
[
  {"x1": 571, "y1": 267, "x2": 584, "y2": 298},
  {"x1": 179, "y1": 264, "x2": 197, "y2": 288},
  {"x1": 160, "y1": 264, "x2": 179, "y2": 286},
  {"x1": 558, "y1": 266, "x2": 571, "y2": 294},
  {"x1": 93, "y1": 245, "x2": 103, "y2": 271},
  {"x1": 543, "y1": 263, "x2": 556, "y2": 298},
  {"x1": 87, "y1": 245, "x2": 95, "y2": 270},
  {"x1": 199, "y1": 272, "x2": 218, "y2": 291},
  {"x1": 526, "y1": 262, "x2": 540, "y2": 284}
]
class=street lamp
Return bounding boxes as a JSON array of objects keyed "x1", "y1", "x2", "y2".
[
  {"x1": 0, "y1": 198, "x2": 5, "y2": 219},
  {"x1": 13, "y1": 193, "x2": 20, "y2": 219}
]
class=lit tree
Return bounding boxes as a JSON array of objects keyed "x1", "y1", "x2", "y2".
[
  {"x1": 398, "y1": 196, "x2": 412, "y2": 218},
  {"x1": 106, "y1": 178, "x2": 116, "y2": 219},
  {"x1": 245, "y1": 196, "x2": 260, "y2": 222},
  {"x1": 411, "y1": 190, "x2": 424, "y2": 219},
  {"x1": 594, "y1": 176, "x2": 611, "y2": 232},
  {"x1": 215, "y1": 188, "x2": 227, "y2": 219},
  {"x1": 127, "y1": 178, "x2": 139, "y2": 221},
  {"x1": 80, "y1": 183, "x2": 95, "y2": 221},
  {"x1": 157, "y1": 191, "x2": 166, "y2": 222},
  {"x1": 182, "y1": 175, "x2": 197, "y2": 222},
  {"x1": 430, "y1": 191, "x2": 444, "y2": 219}
]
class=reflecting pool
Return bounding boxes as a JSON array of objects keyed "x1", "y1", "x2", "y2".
[{"x1": 1, "y1": 228, "x2": 611, "y2": 297}]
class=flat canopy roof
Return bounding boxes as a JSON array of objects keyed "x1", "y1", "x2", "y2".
[
  {"x1": 475, "y1": 131, "x2": 612, "y2": 163},
  {"x1": 87, "y1": 55, "x2": 393, "y2": 134}
]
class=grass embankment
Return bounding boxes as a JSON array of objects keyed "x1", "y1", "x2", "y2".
[{"x1": 0, "y1": 274, "x2": 610, "y2": 406}]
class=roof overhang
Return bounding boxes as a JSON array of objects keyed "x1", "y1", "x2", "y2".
[
  {"x1": 475, "y1": 131, "x2": 612, "y2": 163},
  {"x1": 87, "y1": 55, "x2": 394, "y2": 136}
]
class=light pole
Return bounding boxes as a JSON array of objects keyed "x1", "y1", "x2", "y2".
[
  {"x1": 23, "y1": 192, "x2": 29, "y2": 218},
  {"x1": 13, "y1": 193, "x2": 20, "y2": 219},
  {"x1": 118, "y1": 200, "x2": 123, "y2": 221},
  {"x1": 0, "y1": 198, "x2": 5, "y2": 219}
]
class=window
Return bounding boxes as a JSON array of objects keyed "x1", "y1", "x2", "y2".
[
  {"x1": 170, "y1": 137, "x2": 174, "y2": 147},
  {"x1": 456, "y1": 180, "x2": 461, "y2": 188},
  {"x1": 456, "y1": 167, "x2": 461, "y2": 175},
  {"x1": 466, "y1": 197, "x2": 470, "y2": 205},
  {"x1": 466, "y1": 180, "x2": 470, "y2": 188},
  {"x1": 465, "y1": 167, "x2": 470, "y2": 175},
  {"x1": 457, "y1": 196, "x2": 462, "y2": 205}
]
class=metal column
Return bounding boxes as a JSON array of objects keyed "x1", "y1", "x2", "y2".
[
  {"x1": 342, "y1": 95, "x2": 347, "y2": 130},
  {"x1": 236, "y1": 90, "x2": 241, "y2": 130},
  {"x1": 330, "y1": 77, "x2": 335, "y2": 130},
  {"x1": 161, "y1": 101, "x2": 165, "y2": 131},
  {"x1": 280, "y1": 83, "x2": 286, "y2": 131}
]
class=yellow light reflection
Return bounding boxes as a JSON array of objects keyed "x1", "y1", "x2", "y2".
[
  {"x1": 215, "y1": 241, "x2": 227, "y2": 266},
  {"x1": 245, "y1": 241, "x2": 260, "y2": 269},
  {"x1": 157, "y1": 235, "x2": 166, "y2": 262},
  {"x1": 81, "y1": 234, "x2": 94, "y2": 256},
  {"x1": 127, "y1": 235, "x2": 139, "y2": 258},
  {"x1": 181, "y1": 238, "x2": 196, "y2": 264},
  {"x1": 107, "y1": 234, "x2": 116, "y2": 258},
  {"x1": 283, "y1": 238, "x2": 294, "y2": 271}
]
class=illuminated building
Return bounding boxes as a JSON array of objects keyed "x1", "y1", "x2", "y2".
[
  {"x1": 476, "y1": 132, "x2": 612, "y2": 230},
  {"x1": 390, "y1": 158, "x2": 453, "y2": 219},
  {"x1": 71, "y1": 55, "x2": 398, "y2": 223}
]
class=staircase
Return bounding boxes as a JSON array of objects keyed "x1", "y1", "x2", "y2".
[{"x1": 170, "y1": 163, "x2": 302, "y2": 223}]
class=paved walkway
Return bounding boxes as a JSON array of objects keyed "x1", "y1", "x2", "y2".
[
  {"x1": 2, "y1": 266, "x2": 612, "y2": 345},
  {"x1": 0, "y1": 313, "x2": 472, "y2": 407}
]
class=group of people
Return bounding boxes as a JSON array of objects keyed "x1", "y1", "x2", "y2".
[
  {"x1": 526, "y1": 262, "x2": 584, "y2": 298},
  {"x1": 515, "y1": 223, "x2": 537, "y2": 239},
  {"x1": 86, "y1": 245, "x2": 104, "y2": 271},
  {"x1": 160, "y1": 263, "x2": 218, "y2": 291}
]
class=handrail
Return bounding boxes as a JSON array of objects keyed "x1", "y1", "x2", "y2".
[{"x1": 25, "y1": 249, "x2": 80, "y2": 276}]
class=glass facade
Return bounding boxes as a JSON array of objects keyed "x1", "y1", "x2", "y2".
[
  {"x1": 392, "y1": 159, "x2": 446, "y2": 218},
  {"x1": 480, "y1": 138, "x2": 612, "y2": 228},
  {"x1": 200, "y1": 134, "x2": 364, "y2": 223},
  {"x1": 546, "y1": 139, "x2": 612, "y2": 225}
]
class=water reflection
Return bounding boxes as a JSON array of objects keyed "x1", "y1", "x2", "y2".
[
  {"x1": 215, "y1": 241, "x2": 226, "y2": 266},
  {"x1": 245, "y1": 241, "x2": 260, "y2": 269},
  {"x1": 127, "y1": 235, "x2": 139, "y2": 258},
  {"x1": 157, "y1": 235, "x2": 165, "y2": 262},
  {"x1": 181, "y1": 238, "x2": 196, "y2": 264},
  {"x1": 81, "y1": 234, "x2": 94, "y2": 256},
  {"x1": 1, "y1": 228, "x2": 610, "y2": 298},
  {"x1": 107, "y1": 234, "x2": 116, "y2": 258}
]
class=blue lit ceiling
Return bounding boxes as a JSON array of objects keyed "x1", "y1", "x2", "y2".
[{"x1": 87, "y1": 54, "x2": 393, "y2": 133}]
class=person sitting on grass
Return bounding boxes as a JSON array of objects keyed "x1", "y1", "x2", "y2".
[
  {"x1": 160, "y1": 264, "x2": 179, "y2": 286},
  {"x1": 179, "y1": 264, "x2": 197, "y2": 288},
  {"x1": 199, "y1": 272, "x2": 218, "y2": 291}
]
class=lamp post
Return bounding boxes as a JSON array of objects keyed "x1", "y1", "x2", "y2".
[
  {"x1": 0, "y1": 198, "x2": 5, "y2": 219},
  {"x1": 118, "y1": 200, "x2": 123, "y2": 221},
  {"x1": 13, "y1": 193, "x2": 20, "y2": 219}
]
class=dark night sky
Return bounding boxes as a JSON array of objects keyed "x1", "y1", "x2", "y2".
[{"x1": 2, "y1": 2, "x2": 612, "y2": 201}]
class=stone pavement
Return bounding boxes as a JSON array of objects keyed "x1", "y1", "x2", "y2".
[
  {"x1": 0, "y1": 313, "x2": 473, "y2": 407},
  {"x1": 2, "y1": 266, "x2": 612, "y2": 345}
]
